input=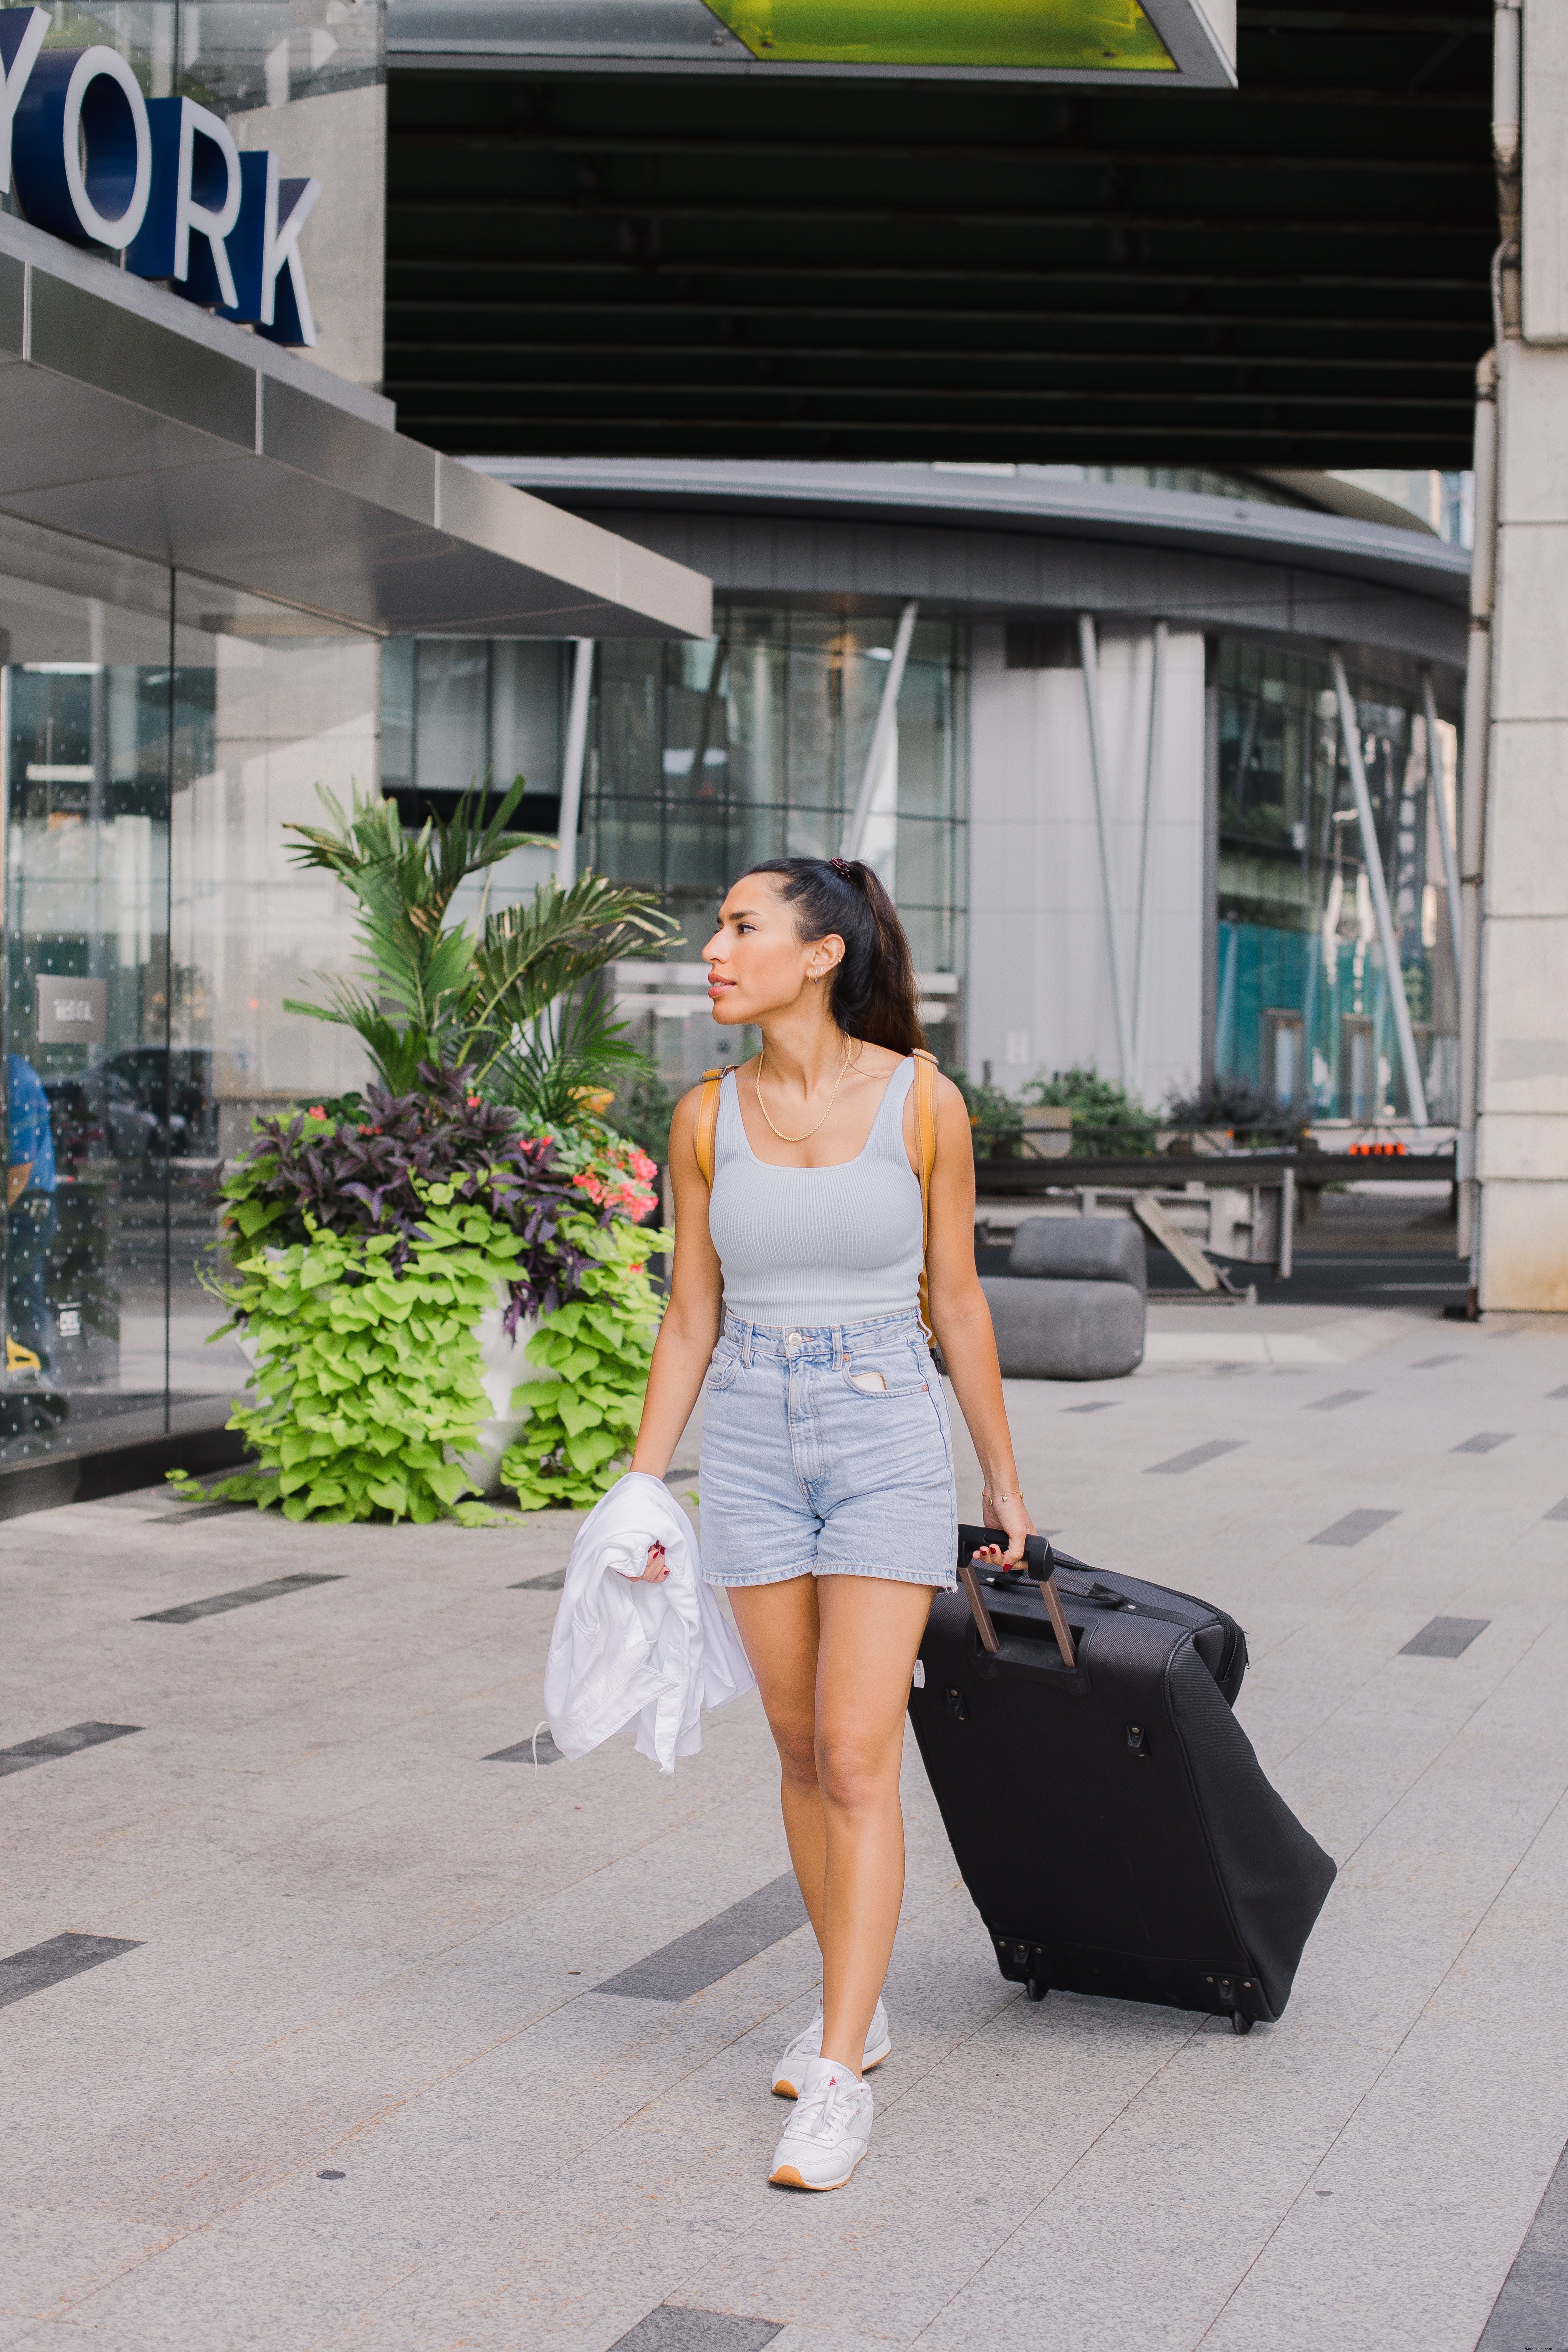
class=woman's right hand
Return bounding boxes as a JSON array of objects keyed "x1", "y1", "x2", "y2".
[{"x1": 639, "y1": 1542, "x2": 670, "y2": 1583}]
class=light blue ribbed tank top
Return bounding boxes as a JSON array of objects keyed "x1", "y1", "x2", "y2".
[{"x1": 706, "y1": 1058, "x2": 923, "y2": 1327}]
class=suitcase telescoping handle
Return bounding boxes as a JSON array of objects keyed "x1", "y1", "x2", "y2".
[{"x1": 956, "y1": 1525, "x2": 1077, "y2": 1669}]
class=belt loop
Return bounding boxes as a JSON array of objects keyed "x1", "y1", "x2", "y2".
[
  {"x1": 835, "y1": 1323, "x2": 845, "y2": 1369},
  {"x1": 743, "y1": 1320, "x2": 754, "y2": 1368}
]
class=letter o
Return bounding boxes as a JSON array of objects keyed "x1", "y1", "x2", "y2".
[{"x1": 12, "y1": 46, "x2": 151, "y2": 250}]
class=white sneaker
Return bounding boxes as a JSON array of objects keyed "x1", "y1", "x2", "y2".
[
  {"x1": 772, "y1": 1998, "x2": 891, "y2": 2097},
  {"x1": 769, "y1": 2055, "x2": 874, "y2": 2190}
]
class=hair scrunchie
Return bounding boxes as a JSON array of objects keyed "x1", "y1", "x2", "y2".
[{"x1": 829, "y1": 856, "x2": 857, "y2": 880}]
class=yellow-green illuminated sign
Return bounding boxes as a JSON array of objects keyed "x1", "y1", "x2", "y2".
[{"x1": 705, "y1": 0, "x2": 1175, "y2": 71}]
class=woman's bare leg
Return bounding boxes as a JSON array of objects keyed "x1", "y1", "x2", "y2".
[
  {"x1": 812, "y1": 1576, "x2": 934, "y2": 2072},
  {"x1": 728, "y1": 1575, "x2": 830, "y2": 1945},
  {"x1": 729, "y1": 1572, "x2": 933, "y2": 2076}
]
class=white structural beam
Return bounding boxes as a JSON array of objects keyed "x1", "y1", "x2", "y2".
[
  {"x1": 1078, "y1": 612, "x2": 1133, "y2": 1086},
  {"x1": 1130, "y1": 617, "x2": 1168, "y2": 1088},
  {"x1": 1421, "y1": 669, "x2": 1464, "y2": 987},
  {"x1": 554, "y1": 637, "x2": 595, "y2": 888},
  {"x1": 1329, "y1": 647, "x2": 1429, "y2": 1128},
  {"x1": 842, "y1": 601, "x2": 918, "y2": 860}
]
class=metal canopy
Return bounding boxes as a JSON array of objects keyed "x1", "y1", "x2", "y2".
[
  {"x1": 0, "y1": 212, "x2": 710, "y2": 640},
  {"x1": 385, "y1": 0, "x2": 1492, "y2": 470}
]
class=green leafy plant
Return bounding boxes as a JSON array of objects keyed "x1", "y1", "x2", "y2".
[
  {"x1": 283, "y1": 783, "x2": 681, "y2": 1108},
  {"x1": 176, "y1": 1191, "x2": 528, "y2": 1524},
  {"x1": 1165, "y1": 1074, "x2": 1305, "y2": 1149},
  {"x1": 1022, "y1": 1066, "x2": 1160, "y2": 1158},
  {"x1": 949, "y1": 1067, "x2": 1025, "y2": 1158},
  {"x1": 500, "y1": 1215, "x2": 669, "y2": 1509}
]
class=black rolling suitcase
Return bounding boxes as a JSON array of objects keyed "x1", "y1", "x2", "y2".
[{"x1": 908, "y1": 1526, "x2": 1335, "y2": 2033}]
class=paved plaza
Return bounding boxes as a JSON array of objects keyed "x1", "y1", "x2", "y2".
[{"x1": 5, "y1": 1301, "x2": 1568, "y2": 2352}]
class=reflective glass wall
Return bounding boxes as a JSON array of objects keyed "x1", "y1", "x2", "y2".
[
  {"x1": 1214, "y1": 641, "x2": 1460, "y2": 1125},
  {"x1": 1, "y1": 514, "x2": 379, "y2": 1471},
  {"x1": 379, "y1": 606, "x2": 970, "y2": 1091}
]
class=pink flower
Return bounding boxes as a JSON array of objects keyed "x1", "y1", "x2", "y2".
[{"x1": 308, "y1": 1105, "x2": 326, "y2": 1119}]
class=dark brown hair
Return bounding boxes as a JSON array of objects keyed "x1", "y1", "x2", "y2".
[{"x1": 740, "y1": 858, "x2": 925, "y2": 1055}]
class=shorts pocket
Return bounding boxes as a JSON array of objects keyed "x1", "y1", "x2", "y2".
[
  {"x1": 704, "y1": 1346, "x2": 742, "y2": 1394},
  {"x1": 837, "y1": 1340, "x2": 927, "y2": 1400}
]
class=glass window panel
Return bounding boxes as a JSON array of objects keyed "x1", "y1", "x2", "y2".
[
  {"x1": 1, "y1": 519, "x2": 174, "y2": 1464},
  {"x1": 490, "y1": 640, "x2": 564, "y2": 797},
  {"x1": 414, "y1": 640, "x2": 489, "y2": 795},
  {"x1": 168, "y1": 576, "x2": 380, "y2": 1421}
]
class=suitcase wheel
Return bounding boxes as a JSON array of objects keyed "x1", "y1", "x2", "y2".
[
  {"x1": 1230, "y1": 2010, "x2": 1254, "y2": 2036},
  {"x1": 1026, "y1": 1974, "x2": 1049, "y2": 2003}
]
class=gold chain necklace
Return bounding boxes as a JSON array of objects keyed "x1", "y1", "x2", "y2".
[{"x1": 754, "y1": 1037, "x2": 854, "y2": 1144}]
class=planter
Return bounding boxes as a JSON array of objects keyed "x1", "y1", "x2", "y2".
[{"x1": 458, "y1": 1296, "x2": 551, "y2": 1496}]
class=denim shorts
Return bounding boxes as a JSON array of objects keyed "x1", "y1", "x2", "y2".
[{"x1": 698, "y1": 1310, "x2": 958, "y2": 1590}]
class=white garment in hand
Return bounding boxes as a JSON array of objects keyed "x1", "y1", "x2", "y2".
[{"x1": 543, "y1": 1472, "x2": 755, "y2": 1773}]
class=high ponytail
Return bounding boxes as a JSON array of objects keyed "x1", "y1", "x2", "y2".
[{"x1": 741, "y1": 857, "x2": 925, "y2": 1054}]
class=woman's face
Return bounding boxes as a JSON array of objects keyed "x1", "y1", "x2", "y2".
[{"x1": 702, "y1": 874, "x2": 843, "y2": 1028}]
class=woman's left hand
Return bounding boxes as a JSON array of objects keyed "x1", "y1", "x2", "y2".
[{"x1": 974, "y1": 1487, "x2": 1037, "y2": 1568}]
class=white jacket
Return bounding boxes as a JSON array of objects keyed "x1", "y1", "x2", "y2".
[{"x1": 543, "y1": 1473, "x2": 755, "y2": 1774}]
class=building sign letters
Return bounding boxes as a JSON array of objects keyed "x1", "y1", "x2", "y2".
[{"x1": 0, "y1": 7, "x2": 319, "y2": 346}]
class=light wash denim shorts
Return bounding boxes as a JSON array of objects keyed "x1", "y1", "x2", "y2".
[{"x1": 698, "y1": 1310, "x2": 958, "y2": 1590}]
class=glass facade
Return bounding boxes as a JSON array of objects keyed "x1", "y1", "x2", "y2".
[
  {"x1": 1, "y1": 2, "x2": 382, "y2": 126},
  {"x1": 1214, "y1": 641, "x2": 1459, "y2": 1126},
  {"x1": 378, "y1": 605, "x2": 971, "y2": 1091},
  {"x1": 1, "y1": 514, "x2": 379, "y2": 1469}
]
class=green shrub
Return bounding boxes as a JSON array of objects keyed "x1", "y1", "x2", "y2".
[
  {"x1": 1022, "y1": 1066, "x2": 1160, "y2": 1158},
  {"x1": 500, "y1": 1214, "x2": 670, "y2": 1509},
  {"x1": 949, "y1": 1067, "x2": 1025, "y2": 1158},
  {"x1": 174, "y1": 1189, "x2": 525, "y2": 1525}
]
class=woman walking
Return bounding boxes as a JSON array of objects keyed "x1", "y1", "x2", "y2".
[{"x1": 628, "y1": 856, "x2": 1035, "y2": 2190}]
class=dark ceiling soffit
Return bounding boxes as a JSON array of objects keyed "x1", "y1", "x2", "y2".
[
  {"x1": 473, "y1": 460, "x2": 1472, "y2": 610},
  {"x1": 0, "y1": 237, "x2": 710, "y2": 640}
]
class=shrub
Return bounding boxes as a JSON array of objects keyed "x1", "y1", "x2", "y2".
[
  {"x1": 1165, "y1": 1074, "x2": 1305, "y2": 1149},
  {"x1": 500, "y1": 1216, "x2": 670, "y2": 1509},
  {"x1": 949, "y1": 1068, "x2": 1025, "y2": 1158},
  {"x1": 178, "y1": 1194, "x2": 526, "y2": 1524},
  {"x1": 221, "y1": 1064, "x2": 602, "y2": 1330},
  {"x1": 1022, "y1": 1066, "x2": 1160, "y2": 1158}
]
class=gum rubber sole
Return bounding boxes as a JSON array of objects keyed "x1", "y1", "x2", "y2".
[
  {"x1": 768, "y1": 2158, "x2": 864, "y2": 2191},
  {"x1": 772, "y1": 2036, "x2": 890, "y2": 2101}
]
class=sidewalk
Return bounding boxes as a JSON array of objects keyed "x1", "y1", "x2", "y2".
[{"x1": 3, "y1": 1305, "x2": 1568, "y2": 2352}]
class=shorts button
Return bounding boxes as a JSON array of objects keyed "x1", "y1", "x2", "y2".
[{"x1": 785, "y1": 1330, "x2": 802, "y2": 1353}]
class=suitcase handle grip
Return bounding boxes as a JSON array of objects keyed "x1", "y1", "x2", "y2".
[{"x1": 956, "y1": 1525, "x2": 1077, "y2": 1669}]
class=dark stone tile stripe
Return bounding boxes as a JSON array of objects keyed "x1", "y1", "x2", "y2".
[
  {"x1": 1145, "y1": 1440, "x2": 1246, "y2": 1475},
  {"x1": 1550, "y1": 1386, "x2": 1568, "y2": 1401},
  {"x1": 1454, "y1": 1432, "x2": 1514, "y2": 1454},
  {"x1": 485, "y1": 1729, "x2": 565, "y2": 1764},
  {"x1": 510, "y1": 1569, "x2": 566, "y2": 1591},
  {"x1": 0, "y1": 1932, "x2": 142, "y2": 2009},
  {"x1": 1310, "y1": 1510, "x2": 1399, "y2": 1549},
  {"x1": 1415, "y1": 1355, "x2": 1463, "y2": 1369},
  {"x1": 1476, "y1": 2137, "x2": 1568, "y2": 2348},
  {"x1": 1306, "y1": 1389, "x2": 1372, "y2": 1412},
  {"x1": 0, "y1": 1722, "x2": 141, "y2": 1779},
  {"x1": 609, "y1": 2308, "x2": 782, "y2": 2352},
  {"x1": 1401, "y1": 1616, "x2": 1490, "y2": 1658},
  {"x1": 1546, "y1": 1499, "x2": 1568, "y2": 1524},
  {"x1": 137, "y1": 1574, "x2": 344, "y2": 1624},
  {"x1": 596, "y1": 1872, "x2": 809, "y2": 2003}
]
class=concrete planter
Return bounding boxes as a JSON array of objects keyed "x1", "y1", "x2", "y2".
[{"x1": 457, "y1": 1297, "x2": 552, "y2": 1496}]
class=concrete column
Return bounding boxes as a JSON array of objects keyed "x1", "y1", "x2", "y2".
[{"x1": 1475, "y1": 0, "x2": 1568, "y2": 1309}]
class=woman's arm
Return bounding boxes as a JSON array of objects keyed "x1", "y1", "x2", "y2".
[
  {"x1": 630, "y1": 1081, "x2": 726, "y2": 1481},
  {"x1": 920, "y1": 1073, "x2": 1037, "y2": 1566}
]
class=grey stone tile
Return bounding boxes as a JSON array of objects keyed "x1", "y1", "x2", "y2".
[
  {"x1": 1400, "y1": 1616, "x2": 1490, "y2": 1657},
  {"x1": 1477, "y1": 2141, "x2": 1568, "y2": 2347},
  {"x1": 610, "y1": 2312, "x2": 783, "y2": 2352},
  {"x1": 1144, "y1": 1439, "x2": 1246, "y2": 1474},
  {"x1": 597, "y1": 1873, "x2": 809, "y2": 2001},
  {"x1": 1305, "y1": 1389, "x2": 1372, "y2": 1411},
  {"x1": 135, "y1": 1574, "x2": 345, "y2": 1624},
  {"x1": 1415, "y1": 1355, "x2": 1463, "y2": 1369},
  {"x1": 1454, "y1": 1432, "x2": 1515, "y2": 1454},
  {"x1": 0, "y1": 1721, "x2": 141, "y2": 1777},
  {"x1": 0, "y1": 1932, "x2": 142, "y2": 2009},
  {"x1": 1308, "y1": 1509, "x2": 1399, "y2": 1548}
]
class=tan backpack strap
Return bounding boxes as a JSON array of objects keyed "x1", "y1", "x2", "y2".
[
  {"x1": 693, "y1": 1069, "x2": 724, "y2": 1189},
  {"x1": 912, "y1": 1048, "x2": 939, "y2": 1335}
]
